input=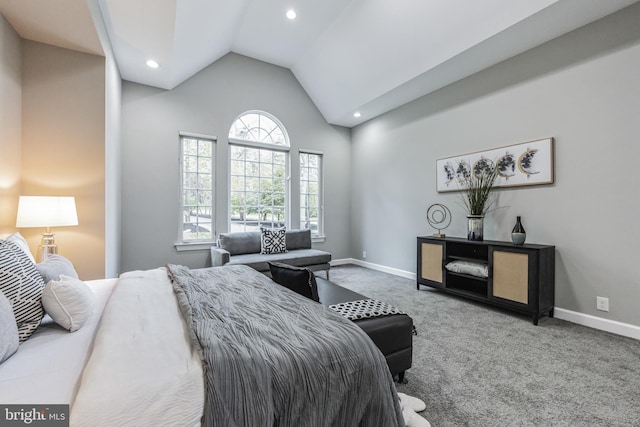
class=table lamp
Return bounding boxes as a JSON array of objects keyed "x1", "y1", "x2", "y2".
[{"x1": 16, "y1": 196, "x2": 79, "y2": 262}]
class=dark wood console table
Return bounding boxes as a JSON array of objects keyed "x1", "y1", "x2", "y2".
[{"x1": 417, "y1": 236, "x2": 555, "y2": 325}]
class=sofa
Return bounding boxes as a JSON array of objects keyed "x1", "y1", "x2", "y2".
[
  {"x1": 211, "y1": 229, "x2": 332, "y2": 278},
  {"x1": 316, "y1": 276, "x2": 414, "y2": 383}
]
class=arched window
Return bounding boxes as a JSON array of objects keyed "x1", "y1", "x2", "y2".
[
  {"x1": 229, "y1": 111, "x2": 288, "y2": 145},
  {"x1": 228, "y1": 111, "x2": 290, "y2": 232}
]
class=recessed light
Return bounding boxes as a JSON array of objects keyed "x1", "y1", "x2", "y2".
[
  {"x1": 146, "y1": 59, "x2": 159, "y2": 69},
  {"x1": 353, "y1": 112, "x2": 361, "y2": 118},
  {"x1": 286, "y1": 9, "x2": 296, "y2": 20}
]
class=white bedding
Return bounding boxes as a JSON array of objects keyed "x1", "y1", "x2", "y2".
[
  {"x1": 0, "y1": 266, "x2": 420, "y2": 426},
  {"x1": 0, "y1": 278, "x2": 117, "y2": 404},
  {"x1": 70, "y1": 268, "x2": 204, "y2": 427}
]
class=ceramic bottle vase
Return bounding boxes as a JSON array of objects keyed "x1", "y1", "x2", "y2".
[{"x1": 511, "y1": 216, "x2": 526, "y2": 245}]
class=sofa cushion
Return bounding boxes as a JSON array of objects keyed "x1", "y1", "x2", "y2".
[
  {"x1": 285, "y1": 229, "x2": 312, "y2": 250},
  {"x1": 260, "y1": 227, "x2": 287, "y2": 255},
  {"x1": 226, "y1": 249, "x2": 331, "y2": 272},
  {"x1": 218, "y1": 231, "x2": 261, "y2": 255},
  {"x1": 268, "y1": 262, "x2": 319, "y2": 302},
  {"x1": 218, "y1": 229, "x2": 313, "y2": 256}
]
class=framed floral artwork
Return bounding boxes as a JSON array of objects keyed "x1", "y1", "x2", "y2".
[{"x1": 436, "y1": 137, "x2": 554, "y2": 192}]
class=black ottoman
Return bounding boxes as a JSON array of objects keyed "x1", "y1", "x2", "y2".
[{"x1": 316, "y1": 277, "x2": 413, "y2": 383}]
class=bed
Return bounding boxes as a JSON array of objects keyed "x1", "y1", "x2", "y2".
[
  {"x1": 0, "y1": 277, "x2": 116, "y2": 405},
  {"x1": 1, "y1": 246, "x2": 405, "y2": 426}
]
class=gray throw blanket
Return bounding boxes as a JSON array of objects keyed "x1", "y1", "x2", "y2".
[{"x1": 167, "y1": 264, "x2": 404, "y2": 427}]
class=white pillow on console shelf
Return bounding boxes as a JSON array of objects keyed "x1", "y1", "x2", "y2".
[
  {"x1": 42, "y1": 275, "x2": 94, "y2": 332},
  {"x1": 445, "y1": 260, "x2": 489, "y2": 278}
]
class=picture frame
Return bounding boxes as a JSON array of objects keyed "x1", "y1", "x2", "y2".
[{"x1": 436, "y1": 137, "x2": 554, "y2": 192}]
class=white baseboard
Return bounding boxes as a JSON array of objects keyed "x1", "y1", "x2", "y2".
[
  {"x1": 329, "y1": 258, "x2": 355, "y2": 267},
  {"x1": 331, "y1": 258, "x2": 416, "y2": 280},
  {"x1": 330, "y1": 259, "x2": 640, "y2": 341},
  {"x1": 554, "y1": 308, "x2": 640, "y2": 341}
]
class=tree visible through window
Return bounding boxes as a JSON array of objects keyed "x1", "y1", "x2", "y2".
[
  {"x1": 229, "y1": 111, "x2": 290, "y2": 232},
  {"x1": 180, "y1": 134, "x2": 215, "y2": 241},
  {"x1": 300, "y1": 151, "x2": 323, "y2": 237}
]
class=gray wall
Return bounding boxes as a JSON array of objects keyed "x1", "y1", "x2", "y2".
[
  {"x1": 88, "y1": 0, "x2": 124, "y2": 279},
  {"x1": 104, "y1": 53, "x2": 122, "y2": 278},
  {"x1": 121, "y1": 53, "x2": 351, "y2": 272},
  {"x1": 0, "y1": 13, "x2": 21, "y2": 234},
  {"x1": 351, "y1": 5, "x2": 640, "y2": 327}
]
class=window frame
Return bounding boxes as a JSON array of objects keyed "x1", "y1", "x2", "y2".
[
  {"x1": 299, "y1": 149, "x2": 324, "y2": 240},
  {"x1": 176, "y1": 131, "x2": 217, "y2": 250},
  {"x1": 228, "y1": 111, "x2": 291, "y2": 233}
]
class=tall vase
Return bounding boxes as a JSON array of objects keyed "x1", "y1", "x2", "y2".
[
  {"x1": 467, "y1": 215, "x2": 484, "y2": 241},
  {"x1": 511, "y1": 216, "x2": 526, "y2": 245}
]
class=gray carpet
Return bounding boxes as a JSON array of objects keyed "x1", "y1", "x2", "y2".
[{"x1": 328, "y1": 265, "x2": 640, "y2": 427}]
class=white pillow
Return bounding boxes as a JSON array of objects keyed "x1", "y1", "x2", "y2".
[
  {"x1": 42, "y1": 275, "x2": 94, "y2": 332},
  {"x1": 36, "y1": 254, "x2": 79, "y2": 283},
  {"x1": 0, "y1": 292, "x2": 19, "y2": 363},
  {"x1": 5, "y1": 232, "x2": 36, "y2": 264},
  {"x1": 445, "y1": 260, "x2": 489, "y2": 278}
]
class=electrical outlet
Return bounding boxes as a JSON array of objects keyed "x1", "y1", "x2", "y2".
[
  {"x1": 596, "y1": 296, "x2": 609, "y2": 312},
  {"x1": 362, "y1": 250, "x2": 367, "y2": 259}
]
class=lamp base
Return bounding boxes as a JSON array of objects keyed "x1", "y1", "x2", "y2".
[{"x1": 38, "y1": 232, "x2": 57, "y2": 262}]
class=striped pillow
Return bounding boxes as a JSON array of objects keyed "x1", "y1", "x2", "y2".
[{"x1": 0, "y1": 240, "x2": 45, "y2": 343}]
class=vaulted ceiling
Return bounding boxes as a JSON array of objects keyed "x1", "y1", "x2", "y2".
[{"x1": 1, "y1": 0, "x2": 638, "y2": 127}]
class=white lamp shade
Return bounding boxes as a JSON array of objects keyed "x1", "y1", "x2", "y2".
[{"x1": 16, "y1": 196, "x2": 79, "y2": 228}]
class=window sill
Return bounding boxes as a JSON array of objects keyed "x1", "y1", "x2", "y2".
[
  {"x1": 174, "y1": 242, "x2": 216, "y2": 252},
  {"x1": 176, "y1": 236, "x2": 324, "y2": 250}
]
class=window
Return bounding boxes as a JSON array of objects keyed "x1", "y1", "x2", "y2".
[
  {"x1": 180, "y1": 133, "x2": 215, "y2": 242},
  {"x1": 229, "y1": 111, "x2": 290, "y2": 232},
  {"x1": 300, "y1": 151, "x2": 323, "y2": 237}
]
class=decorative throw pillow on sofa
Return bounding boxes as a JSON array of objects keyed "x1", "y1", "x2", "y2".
[
  {"x1": 42, "y1": 275, "x2": 94, "y2": 332},
  {"x1": 36, "y1": 254, "x2": 79, "y2": 283},
  {"x1": 0, "y1": 240, "x2": 45, "y2": 343},
  {"x1": 260, "y1": 227, "x2": 287, "y2": 255},
  {"x1": 268, "y1": 262, "x2": 320, "y2": 302},
  {"x1": 0, "y1": 292, "x2": 19, "y2": 363}
]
